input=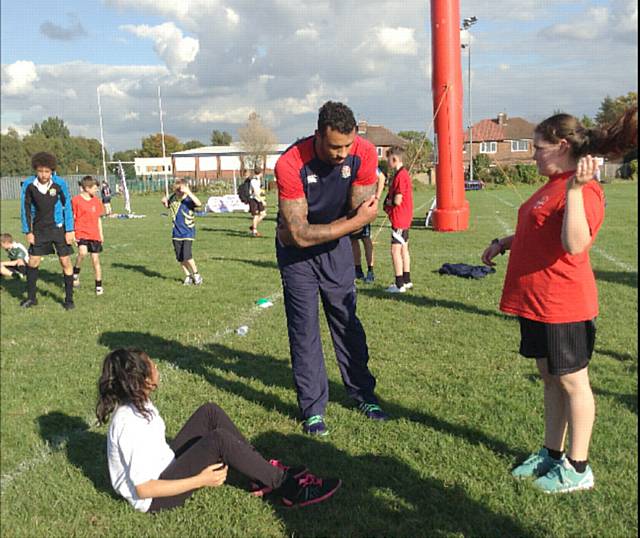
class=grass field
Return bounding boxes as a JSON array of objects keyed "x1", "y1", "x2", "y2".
[{"x1": 0, "y1": 182, "x2": 637, "y2": 538}]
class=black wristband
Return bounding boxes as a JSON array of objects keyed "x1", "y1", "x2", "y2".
[{"x1": 492, "y1": 238, "x2": 506, "y2": 255}]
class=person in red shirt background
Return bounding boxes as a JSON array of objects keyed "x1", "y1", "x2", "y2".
[
  {"x1": 481, "y1": 106, "x2": 637, "y2": 494},
  {"x1": 72, "y1": 176, "x2": 105, "y2": 295},
  {"x1": 384, "y1": 146, "x2": 414, "y2": 293}
]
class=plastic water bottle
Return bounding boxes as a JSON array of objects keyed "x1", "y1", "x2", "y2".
[{"x1": 236, "y1": 325, "x2": 249, "y2": 336}]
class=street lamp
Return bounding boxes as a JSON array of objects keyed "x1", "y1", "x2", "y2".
[{"x1": 461, "y1": 16, "x2": 477, "y2": 183}]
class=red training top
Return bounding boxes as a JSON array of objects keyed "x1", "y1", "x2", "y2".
[
  {"x1": 500, "y1": 171, "x2": 605, "y2": 323},
  {"x1": 72, "y1": 194, "x2": 104, "y2": 241},
  {"x1": 384, "y1": 167, "x2": 413, "y2": 229}
]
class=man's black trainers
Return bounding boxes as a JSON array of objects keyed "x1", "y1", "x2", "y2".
[
  {"x1": 280, "y1": 472, "x2": 341, "y2": 508},
  {"x1": 19, "y1": 298, "x2": 38, "y2": 308},
  {"x1": 358, "y1": 402, "x2": 389, "y2": 421},
  {"x1": 62, "y1": 301, "x2": 75, "y2": 310}
]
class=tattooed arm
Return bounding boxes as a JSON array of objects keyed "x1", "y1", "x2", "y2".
[
  {"x1": 349, "y1": 182, "x2": 379, "y2": 235},
  {"x1": 278, "y1": 195, "x2": 378, "y2": 248}
]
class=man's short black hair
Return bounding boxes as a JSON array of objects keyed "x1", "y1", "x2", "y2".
[
  {"x1": 31, "y1": 152, "x2": 57, "y2": 171},
  {"x1": 317, "y1": 101, "x2": 357, "y2": 136}
]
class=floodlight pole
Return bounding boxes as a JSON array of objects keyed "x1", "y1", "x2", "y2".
[
  {"x1": 462, "y1": 16, "x2": 477, "y2": 184},
  {"x1": 97, "y1": 88, "x2": 109, "y2": 187},
  {"x1": 158, "y1": 86, "x2": 169, "y2": 197},
  {"x1": 430, "y1": 0, "x2": 469, "y2": 231}
]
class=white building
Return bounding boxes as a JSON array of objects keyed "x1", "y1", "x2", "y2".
[{"x1": 171, "y1": 144, "x2": 290, "y2": 180}]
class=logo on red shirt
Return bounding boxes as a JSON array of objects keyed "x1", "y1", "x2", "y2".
[{"x1": 533, "y1": 195, "x2": 549, "y2": 209}]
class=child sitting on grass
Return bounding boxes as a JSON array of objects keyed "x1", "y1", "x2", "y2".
[
  {"x1": 0, "y1": 233, "x2": 29, "y2": 280},
  {"x1": 97, "y1": 348, "x2": 341, "y2": 512}
]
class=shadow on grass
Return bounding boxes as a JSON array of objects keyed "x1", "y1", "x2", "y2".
[
  {"x1": 112, "y1": 263, "x2": 171, "y2": 280},
  {"x1": 523, "y1": 373, "x2": 637, "y2": 415},
  {"x1": 254, "y1": 432, "x2": 539, "y2": 538},
  {"x1": 200, "y1": 227, "x2": 272, "y2": 239},
  {"x1": 208, "y1": 256, "x2": 278, "y2": 270},
  {"x1": 98, "y1": 332, "x2": 522, "y2": 459},
  {"x1": 596, "y1": 348, "x2": 637, "y2": 362},
  {"x1": 0, "y1": 268, "x2": 66, "y2": 305},
  {"x1": 594, "y1": 269, "x2": 638, "y2": 288},
  {"x1": 37, "y1": 412, "x2": 116, "y2": 499},
  {"x1": 359, "y1": 287, "x2": 509, "y2": 320}
]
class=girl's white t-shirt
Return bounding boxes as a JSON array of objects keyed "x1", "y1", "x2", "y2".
[{"x1": 107, "y1": 402, "x2": 175, "y2": 512}]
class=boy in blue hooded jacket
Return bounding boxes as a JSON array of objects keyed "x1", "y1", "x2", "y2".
[{"x1": 20, "y1": 152, "x2": 76, "y2": 309}]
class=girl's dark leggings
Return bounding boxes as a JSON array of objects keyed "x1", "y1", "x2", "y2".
[{"x1": 148, "y1": 402, "x2": 284, "y2": 512}]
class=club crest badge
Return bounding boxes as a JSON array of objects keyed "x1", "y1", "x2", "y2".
[
  {"x1": 533, "y1": 195, "x2": 549, "y2": 209},
  {"x1": 341, "y1": 165, "x2": 351, "y2": 179},
  {"x1": 49, "y1": 188, "x2": 57, "y2": 197},
  {"x1": 307, "y1": 174, "x2": 318, "y2": 184}
]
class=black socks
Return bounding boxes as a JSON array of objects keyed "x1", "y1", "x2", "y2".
[
  {"x1": 395, "y1": 275, "x2": 404, "y2": 288},
  {"x1": 26, "y1": 266, "x2": 39, "y2": 300},
  {"x1": 63, "y1": 274, "x2": 74, "y2": 303},
  {"x1": 403, "y1": 272, "x2": 411, "y2": 284},
  {"x1": 568, "y1": 457, "x2": 588, "y2": 473},
  {"x1": 545, "y1": 447, "x2": 564, "y2": 461}
]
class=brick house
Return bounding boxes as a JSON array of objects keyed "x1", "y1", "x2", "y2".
[
  {"x1": 357, "y1": 121, "x2": 407, "y2": 159},
  {"x1": 463, "y1": 113, "x2": 536, "y2": 166}
]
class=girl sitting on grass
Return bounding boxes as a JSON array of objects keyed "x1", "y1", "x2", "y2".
[
  {"x1": 96, "y1": 348, "x2": 341, "y2": 512},
  {"x1": 481, "y1": 106, "x2": 637, "y2": 493}
]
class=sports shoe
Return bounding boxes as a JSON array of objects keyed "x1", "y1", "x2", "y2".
[
  {"x1": 533, "y1": 459, "x2": 594, "y2": 494},
  {"x1": 404, "y1": 281, "x2": 413, "y2": 290},
  {"x1": 192, "y1": 274, "x2": 203, "y2": 285},
  {"x1": 355, "y1": 269, "x2": 365, "y2": 281},
  {"x1": 358, "y1": 402, "x2": 388, "y2": 421},
  {"x1": 281, "y1": 472, "x2": 341, "y2": 508},
  {"x1": 249, "y1": 460, "x2": 309, "y2": 497},
  {"x1": 62, "y1": 300, "x2": 75, "y2": 310},
  {"x1": 385, "y1": 284, "x2": 406, "y2": 293},
  {"x1": 183, "y1": 276, "x2": 193, "y2": 286},
  {"x1": 72, "y1": 275, "x2": 80, "y2": 287},
  {"x1": 364, "y1": 270, "x2": 375, "y2": 283},
  {"x1": 95, "y1": 286, "x2": 104, "y2": 296},
  {"x1": 302, "y1": 415, "x2": 329, "y2": 436},
  {"x1": 19, "y1": 298, "x2": 38, "y2": 308},
  {"x1": 511, "y1": 447, "x2": 564, "y2": 479}
]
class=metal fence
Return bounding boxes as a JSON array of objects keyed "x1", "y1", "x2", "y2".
[{"x1": 0, "y1": 175, "x2": 119, "y2": 201}]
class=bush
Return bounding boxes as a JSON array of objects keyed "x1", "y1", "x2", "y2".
[
  {"x1": 512, "y1": 163, "x2": 544, "y2": 184},
  {"x1": 378, "y1": 159, "x2": 389, "y2": 177}
]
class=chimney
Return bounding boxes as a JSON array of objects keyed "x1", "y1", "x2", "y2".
[
  {"x1": 358, "y1": 121, "x2": 368, "y2": 134},
  {"x1": 497, "y1": 112, "x2": 508, "y2": 126}
]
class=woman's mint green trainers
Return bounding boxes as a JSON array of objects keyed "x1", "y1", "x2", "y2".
[
  {"x1": 533, "y1": 459, "x2": 595, "y2": 493},
  {"x1": 511, "y1": 448, "x2": 563, "y2": 479}
]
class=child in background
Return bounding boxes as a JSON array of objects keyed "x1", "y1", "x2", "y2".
[
  {"x1": 97, "y1": 348, "x2": 341, "y2": 512},
  {"x1": 101, "y1": 180, "x2": 113, "y2": 216},
  {"x1": 384, "y1": 147, "x2": 414, "y2": 293},
  {"x1": 0, "y1": 233, "x2": 29, "y2": 280},
  {"x1": 162, "y1": 179, "x2": 203, "y2": 285},
  {"x1": 249, "y1": 166, "x2": 267, "y2": 237},
  {"x1": 72, "y1": 176, "x2": 105, "y2": 295}
]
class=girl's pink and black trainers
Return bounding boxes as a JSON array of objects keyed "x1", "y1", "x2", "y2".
[
  {"x1": 280, "y1": 473, "x2": 342, "y2": 508},
  {"x1": 249, "y1": 459, "x2": 308, "y2": 497}
]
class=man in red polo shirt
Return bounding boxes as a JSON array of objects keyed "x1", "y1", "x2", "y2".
[
  {"x1": 275, "y1": 101, "x2": 387, "y2": 436},
  {"x1": 384, "y1": 146, "x2": 414, "y2": 293}
]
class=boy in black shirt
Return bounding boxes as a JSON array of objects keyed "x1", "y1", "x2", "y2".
[{"x1": 20, "y1": 152, "x2": 76, "y2": 309}]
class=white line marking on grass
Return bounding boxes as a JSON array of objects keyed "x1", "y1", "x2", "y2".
[
  {"x1": 591, "y1": 246, "x2": 637, "y2": 273},
  {"x1": 494, "y1": 214, "x2": 514, "y2": 235},
  {"x1": 491, "y1": 194, "x2": 517, "y2": 209},
  {"x1": 0, "y1": 414, "x2": 97, "y2": 495}
]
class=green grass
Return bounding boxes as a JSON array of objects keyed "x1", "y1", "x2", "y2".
[{"x1": 1, "y1": 182, "x2": 637, "y2": 538}]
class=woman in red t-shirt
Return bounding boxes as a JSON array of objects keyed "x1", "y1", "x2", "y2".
[{"x1": 481, "y1": 107, "x2": 637, "y2": 494}]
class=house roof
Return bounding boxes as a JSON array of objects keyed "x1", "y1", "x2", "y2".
[
  {"x1": 357, "y1": 122, "x2": 407, "y2": 148},
  {"x1": 463, "y1": 116, "x2": 536, "y2": 142},
  {"x1": 172, "y1": 144, "x2": 289, "y2": 157}
]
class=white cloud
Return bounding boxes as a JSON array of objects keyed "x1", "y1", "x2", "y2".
[
  {"x1": 295, "y1": 26, "x2": 319, "y2": 40},
  {"x1": 375, "y1": 27, "x2": 418, "y2": 56},
  {"x1": 2, "y1": 61, "x2": 39, "y2": 96},
  {"x1": 120, "y1": 22, "x2": 200, "y2": 73},
  {"x1": 543, "y1": 6, "x2": 609, "y2": 40},
  {"x1": 225, "y1": 7, "x2": 239, "y2": 26},
  {"x1": 124, "y1": 111, "x2": 140, "y2": 120}
]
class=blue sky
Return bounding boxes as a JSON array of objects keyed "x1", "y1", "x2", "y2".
[{"x1": 1, "y1": 0, "x2": 637, "y2": 151}]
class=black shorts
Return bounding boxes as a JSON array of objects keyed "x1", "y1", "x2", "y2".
[
  {"x1": 518, "y1": 317, "x2": 596, "y2": 375},
  {"x1": 173, "y1": 239, "x2": 193, "y2": 262},
  {"x1": 77, "y1": 239, "x2": 103, "y2": 253},
  {"x1": 249, "y1": 199, "x2": 265, "y2": 215},
  {"x1": 391, "y1": 228, "x2": 409, "y2": 245},
  {"x1": 29, "y1": 228, "x2": 73, "y2": 257},
  {"x1": 102, "y1": 198, "x2": 111, "y2": 204},
  {"x1": 351, "y1": 224, "x2": 371, "y2": 240}
]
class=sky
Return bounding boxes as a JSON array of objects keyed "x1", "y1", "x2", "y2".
[{"x1": 1, "y1": 0, "x2": 637, "y2": 152}]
